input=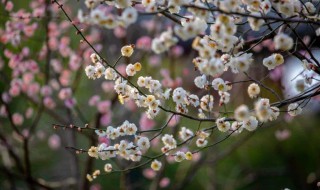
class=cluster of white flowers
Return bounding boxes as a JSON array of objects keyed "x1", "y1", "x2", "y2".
[
  {"x1": 79, "y1": 0, "x2": 316, "y2": 180},
  {"x1": 227, "y1": 53, "x2": 254, "y2": 73},
  {"x1": 255, "y1": 98, "x2": 280, "y2": 122},
  {"x1": 174, "y1": 16, "x2": 207, "y2": 41},
  {"x1": 87, "y1": 120, "x2": 150, "y2": 164},
  {"x1": 78, "y1": 6, "x2": 137, "y2": 29},
  {"x1": 196, "y1": 130, "x2": 209, "y2": 148},
  {"x1": 151, "y1": 29, "x2": 178, "y2": 54},
  {"x1": 85, "y1": 53, "x2": 106, "y2": 80},
  {"x1": 179, "y1": 127, "x2": 194, "y2": 141},
  {"x1": 233, "y1": 104, "x2": 259, "y2": 132},
  {"x1": 161, "y1": 134, "x2": 177, "y2": 153}
]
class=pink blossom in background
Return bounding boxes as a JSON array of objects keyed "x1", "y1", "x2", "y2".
[
  {"x1": 64, "y1": 98, "x2": 76, "y2": 108},
  {"x1": 2, "y1": 92, "x2": 12, "y2": 103},
  {"x1": 183, "y1": 68, "x2": 190, "y2": 76},
  {"x1": 0, "y1": 106, "x2": 7, "y2": 117},
  {"x1": 116, "y1": 64, "x2": 127, "y2": 76},
  {"x1": 252, "y1": 44, "x2": 263, "y2": 52},
  {"x1": 139, "y1": 113, "x2": 155, "y2": 131},
  {"x1": 269, "y1": 66, "x2": 283, "y2": 82},
  {"x1": 69, "y1": 54, "x2": 82, "y2": 71},
  {"x1": 100, "y1": 113, "x2": 112, "y2": 126},
  {"x1": 284, "y1": 113, "x2": 294, "y2": 123},
  {"x1": 168, "y1": 115, "x2": 180, "y2": 127},
  {"x1": 148, "y1": 55, "x2": 161, "y2": 66},
  {"x1": 124, "y1": 99, "x2": 136, "y2": 111},
  {"x1": 48, "y1": 134, "x2": 61, "y2": 150},
  {"x1": 49, "y1": 79, "x2": 60, "y2": 91},
  {"x1": 22, "y1": 47, "x2": 30, "y2": 56},
  {"x1": 143, "y1": 168, "x2": 156, "y2": 179},
  {"x1": 26, "y1": 82, "x2": 40, "y2": 97},
  {"x1": 36, "y1": 130, "x2": 46, "y2": 140},
  {"x1": 12, "y1": 113, "x2": 24, "y2": 126},
  {"x1": 159, "y1": 177, "x2": 170, "y2": 188},
  {"x1": 49, "y1": 37, "x2": 58, "y2": 51},
  {"x1": 101, "y1": 81, "x2": 114, "y2": 93},
  {"x1": 22, "y1": 72, "x2": 34, "y2": 85},
  {"x1": 5, "y1": 1, "x2": 13, "y2": 11},
  {"x1": 25, "y1": 107, "x2": 33, "y2": 119},
  {"x1": 262, "y1": 39, "x2": 275, "y2": 52},
  {"x1": 9, "y1": 84, "x2": 20, "y2": 97},
  {"x1": 40, "y1": 85, "x2": 52, "y2": 97},
  {"x1": 171, "y1": 45, "x2": 184, "y2": 57},
  {"x1": 22, "y1": 129, "x2": 30, "y2": 138},
  {"x1": 90, "y1": 184, "x2": 101, "y2": 190},
  {"x1": 58, "y1": 88, "x2": 72, "y2": 100},
  {"x1": 51, "y1": 59, "x2": 62, "y2": 73},
  {"x1": 151, "y1": 136, "x2": 160, "y2": 147},
  {"x1": 166, "y1": 155, "x2": 175, "y2": 163},
  {"x1": 97, "y1": 100, "x2": 111, "y2": 113},
  {"x1": 303, "y1": 36, "x2": 310, "y2": 46},
  {"x1": 23, "y1": 23, "x2": 37, "y2": 37},
  {"x1": 192, "y1": 152, "x2": 201, "y2": 162},
  {"x1": 275, "y1": 129, "x2": 291, "y2": 141},
  {"x1": 114, "y1": 27, "x2": 126, "y2": 38},
  {"x1": 136, "y1": 36, "x2": 152, "y2": 51},
  {"x1": 59, "y1": 70, "x2": 71, "y2": 86},
  {"x1": 89, "y1": 95, "x2": 101, "y2": 106},
  {"x1": 98, "y1": 136, "x2": 109, "y2": 144},
  {"x1": 43, "y1": 97, "x2": 56, "y2": 109}
]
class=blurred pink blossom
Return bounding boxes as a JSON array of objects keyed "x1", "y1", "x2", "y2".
[
  {"x1": 97, "y1": 100, "x2": 111, "y2": 113},
  {"x1": 159, "y1": 177, "x2": 170, "y2": 188},
  {"x1": 168, "y1": 115, "x2": 180, "y2": 127},
  {"x1": 143, "y1": 168, "x2": 156, "y2": 179},
  {"x1": 5, "y1": 1, "x2": 13, "y2": 11},
  {"x1": 136, "y1": 36, "x2": 152, "y2": 50},
  {"x1": 89, "y1": 95, "x2": 101, "y2": 106},
  {"x1": 114, "y1": 27, "x2": 126, "y2": 38},
  {"x1": 48, "y1": 134, "x2": 61, "y2": 150},
  {"x1": 275, "y1": 129, "x2": 291, "y2": 141},
  {"x1": 139, "y1": 113, "x2": 155, "y2": 131},
  {"x1": 12, "y1": 113, "x2": 24, "y2": 126},
  {"x1": 100, "y1": 113, "x2": 112, "y2": 126}
]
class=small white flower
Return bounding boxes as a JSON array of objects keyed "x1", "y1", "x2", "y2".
[
  {"x1": 242, "y1": 116, "x2": 258, "y2": 131},
  {"x1": 216, "y1": 117, "x2": 231, "y2": 132},
  {"x1": 174, "y1": 151, "x2": 186, "y2": 162},
  {"x1": 248, "y1": 83, "x2": 260, "y2": 98},
  {"x1": 104, "y1": 163, "x2": 112, "y2": 173},
  {"x1": 121, "y1": 45, "x2": 134, "y2": 57},
  {"x1": 136, "y1": 136, "x2": 150, "y2": 151},
  {"x1": 196, "y1": 138, "x2": 208, "y2": 147},
  {"x1": 274, "y1": 33, "x2": 294, "y2": 51},
  {"x1": 151, "y1": 159, "x2": 162, "y2": 171},
  {"x1": 234, "y1": 105, "x2": 250, "y2": 121},
  {"x1": 287, "y1": 103, "x2": 302, "y2": 117}
]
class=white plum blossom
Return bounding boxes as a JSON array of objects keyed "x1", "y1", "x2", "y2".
[
  {"x1": 274, "y1": 33, "x2": 294, "y2": 51},
  {"x1": 194, "y1": 75, "x2": 207, "y2": 89},
  {"x1": 216, "y1": 117, "x2": 231, "y2": 132},
  {"x1": 248, "y1": 83, "x2": 260, "y2": 98},
  {"x1": 288, "y1": 103, "x2": 302, "y2": 117},
  {"x1": 174, "y1": 151, "x2": 186, "y2": 162}
]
